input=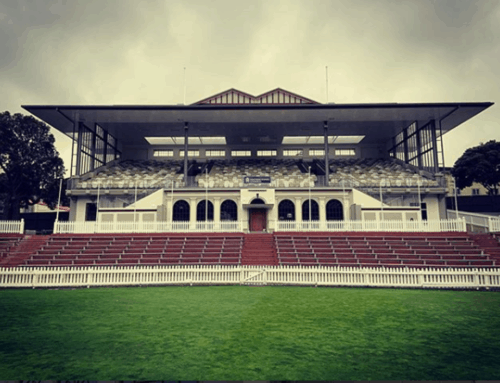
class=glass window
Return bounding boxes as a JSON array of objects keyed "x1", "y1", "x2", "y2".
[
  {"x1": 257, "y1": 150, "x2": 277, "y2": 157},
  {"x1": 283, "y1": 149, "x2": 303, "y2": 157},
  {"x1": 231, "y1": 150, "x2": 251, "y2": 157},
  {"x1": 153, "y1": 150, "x2": 174, "y2": 157}
]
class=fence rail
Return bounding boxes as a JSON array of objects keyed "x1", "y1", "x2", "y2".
[
  {"x1": 54, "y1": 220, "x2": 244, "y2": 234},
  {"x1": 0, "y1": 219, "x2": 24, "y2": 234},
  {"x1": 1, "y1": 265, "x2": 499, "y2": 289},
  {"x1": 275, "y1": 219, "x2": 466, "y2": 232}
]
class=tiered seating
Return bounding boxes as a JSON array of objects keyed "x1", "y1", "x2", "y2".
[
  {"x1": 0, "y1": 234, "x2": 23, "y2": 259},
  {"x1": 75, "y1": 160, "x2": 185, "y2": 189},
  {"x1": 329, "y1": 158, "x2": 439, "y2": 188},
  {"x1": 197, "y1": 159, "x2": 316, "y2": 188},
  {"x1": 23, "y1": 234, "x2": 244, "y2": 267},
  {"x1": 274, "y1": 233, "x2": 496, "y2": 268}
]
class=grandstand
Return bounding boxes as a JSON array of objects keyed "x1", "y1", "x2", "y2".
[{"x1": 1, "y1": 87, "x2": 499, "y2": 286}]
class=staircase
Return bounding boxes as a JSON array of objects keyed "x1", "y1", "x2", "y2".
[
  {"x1": 0, "y1": 235, "x2": 50, "y2": 267},
  {"x1": 241, "y1": 233, "x2": 278, "y2": 266},
  {"x1": 470, "y1": 233, "x2": 500, "y2": 265}
]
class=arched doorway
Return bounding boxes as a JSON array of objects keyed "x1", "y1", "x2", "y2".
[
  {"x1": 302, "y1": 199, "x2": 319, "y2": 221},
  {"x1": 197, "y1": 200, "x2": 214, "y2": 221},
  {"x1": 173, "y1": 200, "x2": 190, "y2": 221},
  {"x1": 278, "y1": 199, "x2": 295, "y2": 220},
  {"x1": 326, "y1": 199, "x2": 344, "y2": 221},
  {"x1": 249, "y1": 198, "x2": 267, "y2": 232},
  {"x1": 220, "y1": 199, "x2": 237, "y2": 221}
]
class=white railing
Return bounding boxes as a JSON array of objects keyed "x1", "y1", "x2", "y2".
[
  {"x1": 275, "y1": 219, "x2": 466, "y2": 232},
  {"x1": 1, "y1": 265, "x2": 499, "y2": 289},
  {"x1": 0, "y1": 219, "x2": 24, "y2": 234},
  {"x1": 448, "y1": 210, "x2": 500, "y2": 232},
  {"x1": 54, "y1": 220, "x2": 244, "y2": 234}
]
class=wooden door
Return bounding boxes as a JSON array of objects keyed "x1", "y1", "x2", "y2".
[{"x1": 250, "y1": 209, "x2": 267, "y2": 232}]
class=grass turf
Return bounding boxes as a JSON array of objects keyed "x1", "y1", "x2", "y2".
[{"x1": 0, "y1": 286, "x2": 499, "y2": 380}]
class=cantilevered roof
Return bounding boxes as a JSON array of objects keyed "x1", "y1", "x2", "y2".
[{"x1": 22, "y1": 101, "x2": 493, "y2": 146}]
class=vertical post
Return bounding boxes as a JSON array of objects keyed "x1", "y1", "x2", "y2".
[
  {"x1": 205, "y1": 168, "x2": 208, "y2": 226},
  {"x1": 324, "y1": 121, "x2": 329, "y2": 185},
  {"x1": 134, "y1": 182, "x2": 138, "y2": 229},
  {"x1": 184, "y1": 122, "x2": 189, "y2": 185},
  {"x1": 430, "y1": 120, "x2": 439, "y2": 173},
  {"x1": 417, "y1": 179, "x2": 422, "y2": 221},
  {"x1": 96, "y1": 182, "x2": 100, "y2": 229},
  {"x1": 379, "y1": 180, "x2": 383, "y2": 221},
  {"x1": 20, "y1": 218, "x2": 25, "y2": 234},
  {"x1": 308, "y1": 166, "x2": 311, "y2": 226},
  {"x1": 453, "y1": 176, "x2": 459, "y2": 220},
  {"x1": 55, "y1": 178, "x2": 63, "y2": 224},
  {"x1": 74, "y1": 113, "x2": 82, "y2": 176}
]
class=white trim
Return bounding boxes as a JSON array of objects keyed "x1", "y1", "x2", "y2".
[{"x1": 2, "y1": 265, "x2": 499, "y2": 289}]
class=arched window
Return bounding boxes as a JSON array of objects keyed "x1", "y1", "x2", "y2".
[
  {"x1": 197, "y1": 200, "x2": 214, "y2": 221},
  {"x1": 278, "y1": 199, "x2": 295, "y2": 221},
  {"x1": 173, "y1": 200, "x2": 190, "y2": 221},
  {"x1": 251, "y1": 198, "x2": 265, "y2": 204},
  {"x1": 220, "y1": 200, "x2": 237, "y2": 221},
  {"x1": 326, "y1": 199, "x2": 344, "y2": 221},
  {"x1": 302, "y1": 199, "x2": 319, "y2": 221}
]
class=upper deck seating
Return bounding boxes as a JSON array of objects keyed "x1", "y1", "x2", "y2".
[
  {"x1": 197, "y1": 159, "x2": 316, "y2": 188},
  {"x1": 329, "y1": 158, "x2": 439, "y2": 188},
  {"x1": 74, "y1": 160, "x2": 185, "y2": 189}
]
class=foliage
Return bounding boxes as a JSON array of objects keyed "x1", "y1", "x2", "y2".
[
  {"x1": 0, "y1": 286, "x2": 499, "y2": 380},
  {"x1": 0, "y1": 111, "x2": 65, "y2": 219},
  {"x1": 452, "y1": 140, "x2": 500, "y2": 195}
]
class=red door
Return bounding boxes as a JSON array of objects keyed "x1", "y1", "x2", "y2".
[{"x1": 250, "y1": 209, "x2": 267, "y2": 232}]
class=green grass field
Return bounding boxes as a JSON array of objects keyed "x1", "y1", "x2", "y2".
[{"x1": 1, "y1": 286, "x2": 499, "y2": 380}]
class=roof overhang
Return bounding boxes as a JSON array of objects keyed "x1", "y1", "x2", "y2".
[{"x1": 22, "y1": 102, "x2": 494, "y2": 146}]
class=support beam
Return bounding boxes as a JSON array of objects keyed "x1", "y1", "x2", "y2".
[
  {"x1": 74, "y1": 113, "x2": 82, "y2": 176},
  {"x1": 430, "y1": 120, "x2": 440, "y2": 173},
  {"x1": 324, "y1": 121, "x2": 329, "y2": 186},
  {"x1": 184, "y1": 122, "x2": 189, "y2": 184}
]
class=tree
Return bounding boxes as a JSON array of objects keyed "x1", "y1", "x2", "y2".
[
  {"x1": 0, "y1": 111, "x2": 65, "y2": 219},
  {"x1": 451, "y1": 140, "x2": 500, "y2": 195}
]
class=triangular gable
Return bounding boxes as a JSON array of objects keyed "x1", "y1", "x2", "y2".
[{"x1": 192, "y1": 88, "x2": 319, "y2": 105}]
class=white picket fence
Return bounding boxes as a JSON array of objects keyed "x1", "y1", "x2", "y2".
[
  {"x1": 1, "y1": 265, "x2": 499, "y2": 289},
  {"x1": 275, "y1": 219, "x2": 466, "y2": 232},
  {"x1": 0, "y1": 219, "x2": 25, "y2": 234},
  {"x1": 54, "y1": 221, "x2": 243, "y2": 234},
  {"x1": 448, "y1": 210, "x2": 500, "y2": 232}
]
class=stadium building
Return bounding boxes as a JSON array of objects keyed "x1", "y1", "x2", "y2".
[
  {"x1": 1, "y1": 87, "x2": 499, "y2": 284},
  {"x1": 22, "y1": 88, "x2": 493, "y2": 232}
]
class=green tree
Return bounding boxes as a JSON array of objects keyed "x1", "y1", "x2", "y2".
[
  {"x1": 0, "y1": 111, "x2": 65, "y2": 219},
  {"x1": 451, "y1": 140, "x2": 500, "y2": 195}
]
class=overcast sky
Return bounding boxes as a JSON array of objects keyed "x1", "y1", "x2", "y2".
[{"x1": 1, "y1": 0, "x2": 499, "y2": 173}]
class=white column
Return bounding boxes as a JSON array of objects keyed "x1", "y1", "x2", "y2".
[
  {"x1": 189, "y1": 197, "x2": 197, "y2": 230},
  {"x1": 319, "y1": 197, "x2": 326, "y2": 230},
  {"x1": 294, "y1": 197, "x2": 302, "y2": 224},
  {"x1": 214, "y1": 197, "x2": 221, "y2": 226}
]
